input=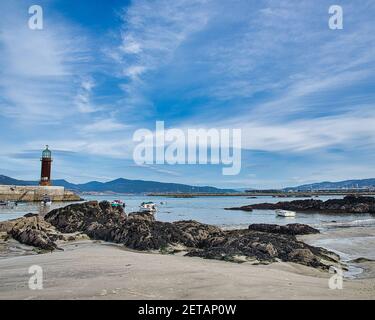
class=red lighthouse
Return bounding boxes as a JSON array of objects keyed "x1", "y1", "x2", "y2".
[{"x1": 40, "y1": 145, "x2": 52, "y2": 186}]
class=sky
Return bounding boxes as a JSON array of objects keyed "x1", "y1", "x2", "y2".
[{"x1": 0, "y1": 0, "x2": 375, "y2": 189}]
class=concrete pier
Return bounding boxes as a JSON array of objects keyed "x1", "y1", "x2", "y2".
[{"x1": 0, "y1": 185, "x2": 81, "y2": 202}]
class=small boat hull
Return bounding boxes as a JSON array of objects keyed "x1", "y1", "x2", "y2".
[
  {"x1": 139, "y1": 202, "x2": 157, "y2": 214},
  {"x1": 275, "y1": 209, "x2": 296, "y2": 217},
  {"x1": 41, "y1": 196, "x2": 52, "y2": 206},
  {"x1": 111, "y1": 200, "x2": 126, "y2": 208}
]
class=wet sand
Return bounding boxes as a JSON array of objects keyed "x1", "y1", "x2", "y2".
[
  {"x1": 300, "y1": 226, "x2": 375, "y2": 279},
  {"x1": 0, "y1": 239, "x2": 374, "y2": 300}
]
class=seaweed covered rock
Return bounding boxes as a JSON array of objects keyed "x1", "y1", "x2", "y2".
[
  {"x1": 236, "y1": 195, "x2": 375, "y2": 213},
  {"x1": 46, "y1": 203, "x2": 220, "y2": 250},
  {"x1": 248, "y1": 223, "x2": 320, "y2": 235},
  {"x1": 2, "y1": 214, "x2": 61, "y2": 251},
  {"x1": 187, "y1": 229, "x2": 339, "y2": 269},
  {"x1": 45, "y1": 201, "x2": 126, "y2": 233},
  {"x1": 225, "y1": 205, "x2": 253, "y2": 212}
]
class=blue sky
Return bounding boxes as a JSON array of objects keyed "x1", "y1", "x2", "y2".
[{"x1": 0, "y1": 0, "x2": 375, "y2": 189}]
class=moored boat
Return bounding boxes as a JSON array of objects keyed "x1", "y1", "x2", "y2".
[
  {"x1": 41, "y1": 196, "x2": 52, "y2": 206},
  {"x1": 139, "y1": 202, "x2": 157, "y2": 213},
  {"x1": 111, "y1": 200, "x2": 126, "y2": 208},
  {"x1": 275, "y1": 209, "x2": 296, "y2": 217}
]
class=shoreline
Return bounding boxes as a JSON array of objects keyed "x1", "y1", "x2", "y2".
[{"x1": 299, "y1": 226, "x2": 375, "y2": 279}]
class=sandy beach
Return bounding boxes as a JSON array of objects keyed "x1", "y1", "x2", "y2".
[{"x1": 0, "y1": 235, "x2": 374, "y2": 300}]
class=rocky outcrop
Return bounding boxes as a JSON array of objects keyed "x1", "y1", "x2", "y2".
[
  {"x1": 225, "y1": 205, "x2": 253, "y2": 212},
  {"x1": 46, "y1": 202, "x2": 221, "y2": 251},
  {"x1": 1, "y1": 214, "x2": 61, "y2": 251},
  {"x1": 0, "y1": 213, "x2": 88, "y2": 252},
  {"x1": 45, "y1": 201, "x2": 126, "y2": 234},
  {"x1": 187, "y1": 229, "x2": 338, "y2": 268},
  {"x1": 229, "y1": 195, "x2": 375, "y2": 213},
  {"x1": 1, "y1": 201, "x2": 341, "y2": 270},
  {"x1": 248, "y1": 223, "x2": 320, "y2": 235}
]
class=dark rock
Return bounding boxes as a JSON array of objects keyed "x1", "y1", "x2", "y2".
[
  {"x1": 10, "y1": 227, "x2": 58, "y2": 251},
  {"x1": 24, "y1": 213, "x2": 39, "y2": 218},
  {"x1": 45, "y1": 201, "x2": 126, "y2": 233},
  {"x1": 173, "y1": 220, "x2": 222, "y2": 247},
  {"x1": 46, "y1": 202, "x2": 221, "y2": 251},
  {"x1": 225, "y1": 205, "x2": 253, "y2": 212},
  {"x1": 6, "y1": 215, "x2": 62, "y2": 251},
  {"x1": 349, "y1": 257, "x2": 375, "y2": 263},
  {"x1": 119, "y1": 220, "x2": 189, "y2": 250},
  {"x1": 248, "y1": 223, "x2": 320, "y2": 235},
  {"x1": 186, "y1": 229, "x2": 338, "y2": 269},
  {"x1": 233, "y1": 195, "x2": 375, "y2": 213},
  {"x1": 128, "y1": 211, "x2": 156, "y2": 222},
  {"x1": 87, "y1": 219, "x2": 220, "y2": 251}
]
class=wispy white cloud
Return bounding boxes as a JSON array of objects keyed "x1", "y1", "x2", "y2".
[
  {"x1": 0, "y1": 1, "x2": 91, "y2": 121},
  {"x1": 109, "y1": 0, "x2": 213, "y2": 110},
  {"x1": 75, "y1": 78, "x2": 99, "y2": 113},
  {"x1": 80, "y1": 118, "x2": 128, "y2": 133}
]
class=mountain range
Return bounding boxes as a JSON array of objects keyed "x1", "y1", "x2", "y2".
[
  {"x1": 0, "y1": 175, "x2": 236, "y2": 194},
  {"x1": 284, "y1": 178, "x2": 375, "y2": 191},
  {"x1": 2, "y1": 175, "x2": 375, "y2": 193}
]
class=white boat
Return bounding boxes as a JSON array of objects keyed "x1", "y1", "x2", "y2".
[
  {"x1": 41, "y1": 196, "x2": 52, "y2": 206},
  {"x1": 139, "y1": 202, "x2": 157, "y2": 213},
  {"x1": 275, "y1": 209, "x2": 296, "y2": 217}
]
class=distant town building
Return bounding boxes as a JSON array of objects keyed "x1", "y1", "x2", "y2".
[{"x1": 40, "y1": 145, "x2": 52, "y2": 186}]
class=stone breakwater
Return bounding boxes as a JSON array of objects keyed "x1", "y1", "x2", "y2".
[
  {"x1": 226, "y1": 195, "x2": 375, "y2": 214},
  {"x1": 0, "y1": 185, "x2": 81, "y2": 202},
  {"x1": 0, "y1": 201, "x2": 341, "y2": 270}
]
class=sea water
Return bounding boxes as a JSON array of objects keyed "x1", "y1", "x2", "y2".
[{"x1": 1, "y1": 195, "x2": 375, "y2": 228}]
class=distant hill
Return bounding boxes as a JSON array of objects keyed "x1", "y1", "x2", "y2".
[
  {"x1": 285, "y1": 178, "x2": 375, "y2": 191},
  {"x1": 0, "y1": 175, "x2": 36, "y2": 186},
  {"x1": 0, "y1": 175, "x2": 236, "y2": 194}
]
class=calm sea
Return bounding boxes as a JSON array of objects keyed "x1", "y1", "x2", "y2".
[{"x1": 1, "y1": 194, "x2": 375, "y2": 229}]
